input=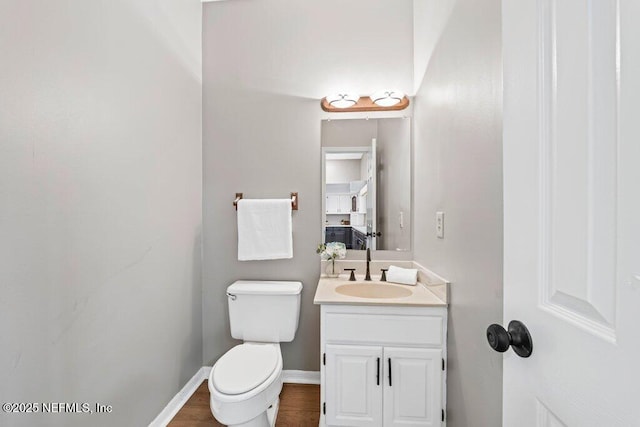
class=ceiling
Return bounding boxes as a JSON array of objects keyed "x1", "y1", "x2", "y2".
[
  {"x1": 202, "y1": 0, "x2": 454, "y2": 98},
  {"x1": 203, "y1": 0, "x2": 414, "y2": 98}
]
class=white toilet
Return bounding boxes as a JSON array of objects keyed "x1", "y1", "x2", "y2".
[{"x1": 208, "y1": 280, "x2": 302, "y2": 427}]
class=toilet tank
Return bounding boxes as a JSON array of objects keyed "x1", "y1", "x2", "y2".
[{"x1": 226, "y1": 280, "x2": 303, "y2": 343}]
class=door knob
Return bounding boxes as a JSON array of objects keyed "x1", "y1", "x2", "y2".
[{"x1": 486, "y1": 320, "x2": 533, "y2": 358}]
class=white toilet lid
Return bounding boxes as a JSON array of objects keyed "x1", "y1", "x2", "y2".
[{"x1": 212, "y1": 344, "x2": 279, "y2": 395}]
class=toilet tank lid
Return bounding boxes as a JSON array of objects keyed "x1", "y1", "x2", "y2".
[{"x1": 228, "y1": 280, "x2": 303, "y2": 295}]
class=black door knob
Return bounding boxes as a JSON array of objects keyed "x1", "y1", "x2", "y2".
[{"x1": 486, "y1": 320, "x2": 533, "y2": 358}]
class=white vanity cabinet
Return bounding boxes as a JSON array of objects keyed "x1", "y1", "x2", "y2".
[
  {"x1": 325, "y1": 344, "x2": 383, "y2": 426},
  {"x1": 320, "y1": 304, "x2": 447, "y2": 427},
  {"x1": 383, "y1": 347, "x2": 442, "y2": 427}
]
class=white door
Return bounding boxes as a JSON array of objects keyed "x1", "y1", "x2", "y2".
[
  {"x1": 366, "y1": 138, "x2": 377, "y2": 250},
  {"x1": 383, "y1": 347, "x2": 442, "y2": 427},
  {"x1": 502, "y1": 1, "x2": 640, "y2": 426},
  {"x1": 325, "y1": 344, "x2": 383, "y2": 426}
]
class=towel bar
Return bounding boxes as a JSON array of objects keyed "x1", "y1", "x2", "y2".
[{"x1": 233, "y1": 192, "x2": 298, "y2": 210}]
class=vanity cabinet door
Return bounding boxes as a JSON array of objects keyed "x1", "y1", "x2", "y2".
[
  {"x1": 325, "y1": 344, "x2": 383, "y2": 427},
  {"x1": 383, "y1": 347, "x2": 442, "y2": 427}
]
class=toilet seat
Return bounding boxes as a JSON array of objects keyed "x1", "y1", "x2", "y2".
[
  {"x1": 212, "y1": 343, "x2": 279, "y2": 395},
  {"x1": 208, "y1": 343, "x2": 283, "y2": 426}
]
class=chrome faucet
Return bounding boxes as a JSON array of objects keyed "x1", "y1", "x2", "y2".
[{"x1": 365, "y1": 248, "x2": 372, "y2": 281}]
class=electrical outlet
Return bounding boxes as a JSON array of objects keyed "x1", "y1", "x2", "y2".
[{"x1": 436, "y1": 211, "x2": 444, "y2": 239}]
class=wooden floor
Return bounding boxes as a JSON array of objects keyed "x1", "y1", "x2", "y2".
[{"x1": 168, "y1": 382, "x2": 320, "y2": 427}]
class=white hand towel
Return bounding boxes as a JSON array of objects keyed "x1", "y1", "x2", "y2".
[
  {"x1": 387, "y1": 265, "x2": 418, "y2": 286},
  {"x1": 237, "y1": 199, "x2": 293, "y2": 261}
]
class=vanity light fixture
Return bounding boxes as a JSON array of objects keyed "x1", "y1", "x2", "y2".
[
  {"x1": 321, "y1": 93, "x2": 409, "y2": 113},
  {"x1": 371, "y1": 90, "x2": 405, "y2": 107},
  {"x1": 325, "y1": 93, "x2": 358, "y2": 109}
]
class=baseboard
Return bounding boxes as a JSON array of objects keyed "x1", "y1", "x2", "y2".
[
  {"x1": 281, "y1": 370, "x2": 321, "y2": 385},
  {"x1": 149, "y1": 367, "x2": 318, "y2": 426},
  {"x1": 148, "y1": 366, "x2": 211, "y2": 427}
]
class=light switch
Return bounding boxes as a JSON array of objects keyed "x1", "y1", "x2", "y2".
[{"x1": 436, "y1": 211, "x2": 444, "y2": 239}]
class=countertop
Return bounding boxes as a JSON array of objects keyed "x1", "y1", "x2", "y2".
[{"x1": 313, "y1": 275, "x2": 447, "y2": 307}]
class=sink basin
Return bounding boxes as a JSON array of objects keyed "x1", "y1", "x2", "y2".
[{"x1": 335, "y1": 282, "x2": 412, "y2": 299}]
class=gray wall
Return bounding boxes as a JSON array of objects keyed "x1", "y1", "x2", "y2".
[
  {"x1": 321, "y1": 119, "x2": 378, "y2": 148},
  {"x1": 326, "y1": 160, "x2": 362, "y2": 184},
  {"x1": 412, "y1": 0, "x2": 504, "y2": 426},
  {"x1": 202, "y1": 0, "x2": 414, "y2": 370},
  {"x1": 377, "y1": 119, "x2": 412, "y2": 251},
  {"x1": 0, "y1": 1, "x2": 203, "y2": 426},
  {"x1": 202, "y1": 90, "x2": 321, "y2": 369}
]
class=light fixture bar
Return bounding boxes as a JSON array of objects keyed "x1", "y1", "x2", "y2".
[{"x1": 321, "y1": 95, "x2": 409, "y2": 113}]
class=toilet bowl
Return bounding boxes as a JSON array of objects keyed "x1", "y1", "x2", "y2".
[
  {"x1": 208, "y1": 280, "x2": 302, "y2": 427},
  {"x1": 208, "y1": 343, "x2": 283, "y2": 427}
]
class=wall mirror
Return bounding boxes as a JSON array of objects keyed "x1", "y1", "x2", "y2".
[{"x1": 321, "y1": 117, "x2": 411, "y2": 252}]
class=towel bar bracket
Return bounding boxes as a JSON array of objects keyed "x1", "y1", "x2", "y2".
[{"x1": 233, "y1": 193, "x2": 243, "y2": 209}]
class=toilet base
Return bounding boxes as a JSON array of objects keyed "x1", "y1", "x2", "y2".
[
  {"x1": 227, "y1": 397, "x2": 279, "y2": 427},
  {"x1": 267, "y1": 397, "x2": 279, "y2": 427}
]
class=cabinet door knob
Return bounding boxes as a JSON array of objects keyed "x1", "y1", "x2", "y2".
[
  {"x1": 388, "y1": 358, "x2": 392, "y2": 386},
  {"x1": 376, "y1": 357, "x2": 380, "y2": 386},
  {"x1": 486, "y1": 320, "x2": 533, "y2": 358}
]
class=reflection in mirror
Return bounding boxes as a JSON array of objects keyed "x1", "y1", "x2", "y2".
[{"x1": 321, "y1": 118, "x2": 411, "y2": 252}]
